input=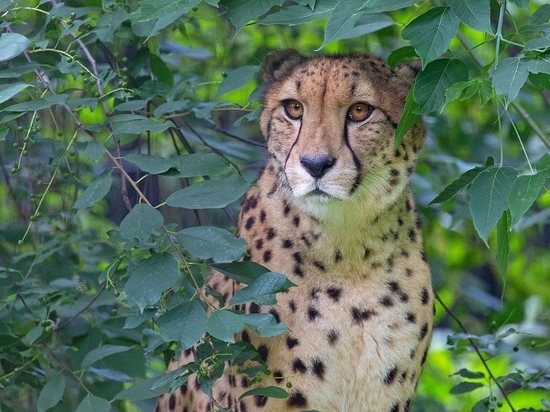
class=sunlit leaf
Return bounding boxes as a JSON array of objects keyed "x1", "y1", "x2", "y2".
[
  {"x1": 211, "y1": 261, "x2": 270, "y2": 284},
  {"x1": 75, "y1": 396, "x2": 112, "y2": 412},
  {"x1": 240, "y1": 313, "x2": 289, "y2": 337},
  {"x1": 496, "y1": 210, "x2": 510, "y2": 278},
  {"x1": 395, "y1": 87, "x2": 420, "y2": 148},
  {"x1": 230, "y1": 272, "x2": 295, "y2": 306},
  {"x1": 0, "y1": 83, "x2": 32, "y2": 105},
  {"x1": 125, "y1": 153, "x2": 178, "y2": 174},
  {"x1": 223, "y1": 0, "x2": 285, "y2": 32},
  {"x1": 449, "y1": 381, "x2": 484, "y2": 394},
  {"x1": 216, "y1": 65, "x2": 260, "y2": 97}
]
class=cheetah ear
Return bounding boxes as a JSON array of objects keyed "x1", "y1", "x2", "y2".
[
  {"x1": 395, "y1": 60, "x2": 422, "y2": 85},
  {"x1": 263, "y1": 49, "x2": 306, "y2": 84}
]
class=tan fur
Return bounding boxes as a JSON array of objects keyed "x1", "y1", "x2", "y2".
[{"x1": 157, "y1": 50, "x2": 433, "y2": 412}]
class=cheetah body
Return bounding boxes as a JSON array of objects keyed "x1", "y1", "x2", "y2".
[{"x1": 157, "y1": 50, "x2": 433, "y2": 412}]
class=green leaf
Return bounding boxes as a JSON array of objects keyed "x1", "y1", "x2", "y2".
[
  {"x1": 134, "y1": 0, "x2": 200, "y2": 22},
  {"x1": 260, "y1": 0, "x2": 333, "y2": 25},
  {"x1": 402, "y1": 7, "x2": 460, "y2": 67},
  {"x1": 240, "y1": 313, "x2": 288, "y2": 337},
  {"x1": 3, "y1": 93, "x2": 68, "y2": 112},
  {"x1": 37, "y1": 375, "x2": 65, "y2": 412},
  {"x1": 206, "y1": 310, "x2": 245, "y2": 342},
  {"x1": 414, "y1": 58, "x2": 469, "y2": 113},
  {"x1": 223, "y1": 0, "x2": 285, "y2": 32},
  {"x1": 75, "y1": 396, "x2": 112, "y2": 412},
  {"x1": 211, "y1": 261, "x2": 270, "y2": 284},
  {"x1": 492, "y1": 57, "x2": 529, "y2": 107},
  {"x1": 230, "y1": 273, "x2": 295, "y2": 306},
  {"x1": 125, "y1": 153, "x2": 178, "y2": 175},
  {"x1": 216, "y1": 66, "x2": 260, "y2": 97},
  {"x1": 158, "y1": 301, "x2": 207, "y2": 349},
  {"x1": 535, "y1": 153, "x2": 550, "y2": 178},
  {"x1": 360, "y1": 0, "x2": 418, "y2": 13},
  {"x1": 239, "y1": 386, "x2": 289, "y2": 400},
  {"x1": 0, "y1": 33, "x2": 32, "y2": 62},
  {"x1": 395, "y1": 87, "x2": 420, "y2": 148},
  {"x1": 120, "y1": 204, "x2": 164, "y2": 243},
  {"x1": 321, "y1": 2, "x2": 361, "y2": 48},
  {"x1": 114, "y1": 376, "x2": 171, "y2": 401},
  {"x1": 524, "y1": 35, "x2": 550, "y2": 51},
  {"x1": 387, "y1": 46, "x2": 418, "y2": 68},
  {"x1": 74, "y1": 170, "x2": 113, "y2": 211},
  {"x1": 342, "y1": 14, "x2": 395, "y2": 40},
  {"x1": 177, "y1": 226, "x2": 246, "y2": 263},
  {"x1": 174, "y1": 153, "x2": 231, "y2": 178},
  {"x1": 526, "y1": 55, "x2": 550, "y2": 75},
  {"x1": 166, "y1": 174, "x2": 250, "y2": 209},
  {"x1": 0, "y1": 83, "x2": 32, "y2": 105},
  {"x1": 151, "y1": 53, "x2": 174, "y2": 86},
  {"x1": 452, "y1": 369, "x2": 485, "y2": 379},
  {"x1": 81, "y1": 345, "x2": 132, "y2": 369},
  {"x1": 84, "y1": 142, "x2": 106, "y2": 163},
  {"x1": 0, "y1": 127, "x2": 7, "y2": 141},
  {"x1": 496, "y1": 210, "x2": 510, "y2": 279},
  {"x1": 469, "y1": 167, "x2": 518, "y2": 246},
  {"x1": 508, "y1": 173, "x2": 545, "y2": 226},
  {"x1": 125, "y1": 253, "x2": 179, "y2": 312},
  {"x1": 115, "y1": 118, "x2": 175, "y2": 134},
  {"x1": 449, "y1": 381, "x2": 484, "y2": 394},
  {"x1": 448, "y1": 0, "x2": 491, "y2": 33}
]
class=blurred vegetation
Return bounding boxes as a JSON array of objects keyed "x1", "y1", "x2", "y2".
[{"x1": 0, "y1": 0, "x2": 549, "y2": 411}]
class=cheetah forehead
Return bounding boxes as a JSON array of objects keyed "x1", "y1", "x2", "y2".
[{"x1": 263, "y1": 52, "x2": 412, "y2": 112}]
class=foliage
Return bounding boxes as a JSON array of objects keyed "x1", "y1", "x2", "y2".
[{"x1": 0, "y1": 0, "x2": 549, "y2": 411}]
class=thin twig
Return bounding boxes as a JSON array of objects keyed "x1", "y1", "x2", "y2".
[
  {"x1": 54, "y1": 282, "x2": 107, "y2": 331},
  {"x1": 434, "y1": 291, "x2": 516, "y2": 411}
]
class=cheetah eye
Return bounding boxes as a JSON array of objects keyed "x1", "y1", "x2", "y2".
[
  {"x1": 347, "y1": 102, "x2": 373, "y2": 123},
  {"x1": 283, "y1": 99, "x2": 304, "y2": 120}
]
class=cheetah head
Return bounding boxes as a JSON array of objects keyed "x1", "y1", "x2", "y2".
[{"x1": 259, "y1": 49, "x2": 424, "y2": 219}]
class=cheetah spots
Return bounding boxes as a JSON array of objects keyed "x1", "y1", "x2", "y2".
[
  {"x1": 249, "y1": 302, "x2": 260, "y2": 313},
  {"x1": 364, "y1": 247, "x2": 372, "y2": 259},
  {"x1": 282, "y1": 238, "x2": 293, "y2": 248},
  {"x1": 310, "y1": 287, "x2": 320, "y2": 300},
  {"x1": 351, "y1": 307, "x2": 377, "y2": 323},
  {"x1": 313, "y1": 260, "x2": 326, "y2": 271},
  {"x1": 255, "y1": 239, "x2": 263, "y2": 250},
  {"x1": 408, "y1": 229, "x2": 417, "y2": 243},
  {"x1": 242, "y1": 195, "x2": 258, "y2": 213},
  {"x1": 286, "y1": 336, "x2": 300, "y2": 349},
  {"x1": 405, "y1": 268, "x2": 413, "y2": 277},
  {"x1": 383, "y1": 366, "x2": 398, "y2": 385},
  {"x1": 327, "y1": 329, "x2": 340, "y2": 345},
  {"x1": 288, "y1": 300, "x2": 297, "y2": 312},
  {"x1": 241, "y1": 330, "x2": 251, "y2": 343},
  {"x1": 257, "y1": 344, "x2": 269, "y2": 362},
  {"x1": 308, "y1": 306, "x2": 320, "y2": 321},
  {"x1": 269, "y1": 308, "x2": 281, "y2": 323},
  {"x1": 244, "y1": 216, "x2": 255, "y2": 231},
  {"x1": 241, "y1": 376, "x2": 249, "y2": 387},
  {"x1": 421, "y1": 287, "x2": 430, "y2": 305},
  {"x1": 240, "y1": 401, "x2": 248, "y2": 412},
  {"x1": 168, "y1": 393, "x2": 176, "y2": 410},
  {"x1": 380, "y1": 295, "x2": 394, "y2": 307},
  {"x1": 254, "y1": 395, "x2": 268, "y2": 407},
  {"x1": 419, "y1": 323, "x2": 429, "y2": 340},
  {"x1": 287, "y1": 391, "x2": 308, "y2": 408},
  {"x1": 312, "y1": 358, "x2": 326, "y2": 380},
  {"x1": 390, "y1": 403, "x2": 400, "y2": 412},
  {"x1": 263, "y1": 250, "x2": 272, "y2": 263},
  {"x1": 326, "y1": 286, "x2": 342, "y2": 302},
  {"x1": 335, "y1": 250, "x2": 343, "y2": 262},
  {"x1": 292, "y1": 252, "x2": 303, "y2": 264},
  {"x1": 180, "y1": 383, "x2": 187, "y2": 395},
  {"x1": 406, "y1": 312, "x2": 416, "y2": 323},
  {"x1": 293, "y1": 215, "x2": 300, "y2": 227},
  {"x1": 421, "y1": 347, "x2": 429, "y2": 365},
  {"x1": 259, "y1": 209, "x2": 267, "y2": 223},
  {"x1": 389, "y1": 169, "x2": 400, "y2": 186},
  {"x1": 273, "y1": 370, "x2": 284, "y2": 384},
  {"x1": 404, "y1": 399, "x2": 412, "y2": 412},
  {"x1": 292, "y1": 358, "x2": 307, "y2": 373},
  {"x1": 266, "y1": 227, "x2": 276, "y2": 240}
]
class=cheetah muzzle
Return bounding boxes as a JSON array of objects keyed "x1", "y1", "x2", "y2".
[{"x1": 157, "y1": 49, "x2": 433, "y2": 412}]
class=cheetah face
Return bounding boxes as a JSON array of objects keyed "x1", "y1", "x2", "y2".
[{"x1": 260, "y1": 50, "x2": 425, "y2": 217}]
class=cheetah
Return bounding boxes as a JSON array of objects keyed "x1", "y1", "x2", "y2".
[{"x1": 157, "y1": 49, "x2": 433, "y2": 412}]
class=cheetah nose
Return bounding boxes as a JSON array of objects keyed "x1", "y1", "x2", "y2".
[{"x1": 300, "y1": 155, "x2": 336, "y2": 178}]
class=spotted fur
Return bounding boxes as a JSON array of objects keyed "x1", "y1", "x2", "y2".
[{"x1": 157, "y1": 49, "x2": 433, "y2": 412}]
